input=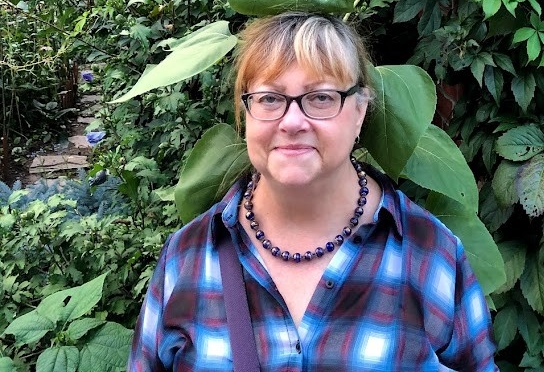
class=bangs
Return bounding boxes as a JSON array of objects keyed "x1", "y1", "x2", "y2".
[{"x1": 239, "y1": 20, "x2": 358, "y2": 91}]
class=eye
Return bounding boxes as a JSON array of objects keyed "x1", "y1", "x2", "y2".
[
  {"x1": 256, "y1": 93, "x2": 285, "y2": 106},
  {"x1": 309, "y1": 92, "x2": 334, "y2": 102},
  {"x1": 305, "y1": 91, "x2": 337, "y2": 107}
]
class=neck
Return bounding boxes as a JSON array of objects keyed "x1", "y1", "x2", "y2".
[{"x1": 251, "y1": 161, "x2": 360, "y2": 227}]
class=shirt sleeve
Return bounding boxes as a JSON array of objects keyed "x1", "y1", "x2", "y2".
[
  {"x1": 127, "y1": 236, "x2": 171, "y2": 372},
  {"x1": 438, "y1": 239, "x2": 498, "y2": 371}
]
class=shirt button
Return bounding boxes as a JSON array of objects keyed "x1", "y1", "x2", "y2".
[
  {"x1": 325, "y1": 280, "x2": 334, "y2": 289},
  {"x1": 296, "y1": 340, "x2": 301, "y2": 354},
  {"x1": 353, "y1": 235, "x2": 362, "y2": 244}
]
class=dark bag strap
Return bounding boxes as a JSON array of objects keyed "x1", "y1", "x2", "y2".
[{"x1": 217, "y1": 222, "x2": 261, "y2": 372}]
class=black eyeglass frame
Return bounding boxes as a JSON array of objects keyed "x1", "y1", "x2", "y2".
[{"x1": 241, "y1": 84, "x2": 361, "y2": 121}]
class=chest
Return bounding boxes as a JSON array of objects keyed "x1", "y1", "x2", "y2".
[{"x1": 161, "y1": 266, "x2": 446, "y2": 372}]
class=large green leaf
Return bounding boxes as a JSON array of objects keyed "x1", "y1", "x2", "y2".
[
  {"x1": 110, "y1": 21, "x2": 237, "y2": 103},
  {"x1": 495, "y1": 124, "x2": 544, "y2": 161},
  {"x1": 363, "y1": 65, "x2": 435, "y2": 180},
  {"x1": 520, "y1": 248, "x2": 544, "y2": 314},
  {"x1": 36, "y1": 346, "x2": 79, "y2": 372},
  {"x1": 493, "y1": 305, "x2": 518, "y2": 351},
  {"x1": 175, "y1": 124, "x2": 250, "y2": 223},
  {"x1": 492, "y1": 160, "x2": 521, "y2": 207},
  {"x1": 401, "y1": 125, "x2": 478, "y2": 211},
  {"x1": 2, "y1": 311, "x2": 55, "y2": 345},
  {"x1": 0, "y1": 358, "x2": 16, "y2": 372},
  {"x1": 425, "y1": 192, "x2": 505, "y2": 295},
  {"x1": 37, "y1": 273, "x2": 107, "y2": 324},
  {"x1": 66, "y1": 318, "x2": 105, "y2": 341},
  {"x1": 517, "y1": 153, "x2": 544, "y2": 217},
  {"x1": 494, "y1": 240, "x2": 527, "y2": 294},
  {"x1": 78, "y1": 323, "x2": 133, "y2": 372}
]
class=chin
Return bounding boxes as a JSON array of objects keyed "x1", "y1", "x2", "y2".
[{"x1": 266, "y1": 167, "x2": 318, "y2": 187}]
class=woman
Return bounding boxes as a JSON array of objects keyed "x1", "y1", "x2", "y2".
[{"x1": 128, "y1": 12, "x2": 497, "y2": 371}]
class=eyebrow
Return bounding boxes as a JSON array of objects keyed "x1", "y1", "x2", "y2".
[{"x1": 255, "y1": 82, "x2": 337, "y2": 92}]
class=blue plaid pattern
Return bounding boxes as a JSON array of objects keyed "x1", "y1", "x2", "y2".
[{"x1": 128, "y1": 166, "x2": 498, "y2": 371}]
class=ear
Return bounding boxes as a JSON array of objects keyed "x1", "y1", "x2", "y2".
[{"x1": 354, "y1": 88, "x2": 370, "y2": 137}]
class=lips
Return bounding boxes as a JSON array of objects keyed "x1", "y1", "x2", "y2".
[{"x1": 274, "y1": 144, "x2": 315, "y2": 156}]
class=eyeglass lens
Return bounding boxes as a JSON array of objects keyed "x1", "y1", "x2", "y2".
[{"x1": 246, "y1": 90, "x2": 344, "y2": 120}]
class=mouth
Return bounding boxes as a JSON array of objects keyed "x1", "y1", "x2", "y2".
[{"x1": 274, "y1": 144, "x2": 315, "y2": 156}]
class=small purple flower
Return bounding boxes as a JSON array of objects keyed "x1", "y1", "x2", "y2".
[{"x1": 82, "y1": 71, "x2": 94, "y2": 83}]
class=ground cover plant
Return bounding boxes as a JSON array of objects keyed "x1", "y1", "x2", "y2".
[{"x1": 1, "y1": 0, "x2": 543, "y2": 370}]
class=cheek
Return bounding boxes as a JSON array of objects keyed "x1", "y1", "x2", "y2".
[{"x1": 245, "y1": 122, "x2": 269, "y2": 158}]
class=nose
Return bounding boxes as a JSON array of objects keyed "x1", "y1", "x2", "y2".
[{"x1": 278, "y1": 98, "x2": 309, "y2": 133}]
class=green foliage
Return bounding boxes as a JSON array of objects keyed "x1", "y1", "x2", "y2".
[
  {"x1": 2, "y1": 274, "x2": 133, "y2": 372},
  {"x1": 110, "y1": 21, "x2": 238, "y2": 103},
  {"x1": 0, "y1": 175, "x2": 174, "y2": 369},
  {"x1": 363, "y1": 64, "x2": 435, "y2": 180},
  {"x1": 387, "y1": 0, "x2": 544, "y2": 366},
  {"x1": 0, "y1": 0, "x2": 84, "y2": 167},
  {"x1": 174, "y1": 124, "x2": 250, "y2": 224},
  {"x1": 228, "y1": 0, "x2": 354, "y2": 15}
]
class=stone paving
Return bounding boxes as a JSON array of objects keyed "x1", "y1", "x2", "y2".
[{"x1": 28, "y1": 90, "x2": 101, "y2": 182}]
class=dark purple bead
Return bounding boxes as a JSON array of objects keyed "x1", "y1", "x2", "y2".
[
  {"x1": 244, "y1": 200, "x2": 253, "y2": 210},
  {"x1": 262, "y1": 239, "x2": 271, "y2": 249},
  {"x1": 255, "y1": 230, "x2": 265, "y2": 240},
  {"x1": 357, "y1": 171, "x2": 366, "y2": 179},
  {"x1": 271, "y1": 247, "x2": 280, "y2": 256},
  {"x1": 315, "y1": 247, "x2": 325, "y2": 257},
  {"x1": 281, "y1": 251, "x2": 290, "y2": 261},
  {"x1": 355, "y1": 163, "x2": 363, "y2": 172},
  {"x1": 358, "y1": 197, "x2": 367, "y2": 206},
  {"x1": 343, "y1": 226, "x2": 352, "y2": 236},
  {"x1": 245, "y1": 211, "x2": 255, "y2": 220},
  {"x1": 351, "y1": 157, "x2": 357, "y2": 165},
  {"x1": 354, "y1": 206, "x2": 364, "y2": 217},
  {"x1": 247, "y1": 181, "x2": 254, "y2": 189},
  {"x1": 250, "y1": 221, "x2": 259, "y2": 230},
  {"x1": 359, "y1": 186, "x2": 369, "y2": 196},
  {"x1": 293, "y1": 253, "x2": 301, "y2": 263},
  {"x1": 326, "y1": 242, "x2": 335, "y2": 252},
  {"x1": 244, "y1": 190, "x2": 252, "y2": 199},
  {"x1": 334, "y1": 235, "x2": 344, "y2": 245},
  {"x1": 350, "y1": 217, "x2": 359, "y2": 227},
  {"x1": 358, "y1": 178, "x2": 367, "y2": 186},
  {"x1": 304, "y1": 251, "x2": 313, "y2": 261}
]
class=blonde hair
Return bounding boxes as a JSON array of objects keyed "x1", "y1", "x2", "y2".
[{"x1": 233, "y1": 12, "x2": 372, "y2": 127}]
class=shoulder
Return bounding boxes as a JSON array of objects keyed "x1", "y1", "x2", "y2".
[
  {"x1": 393, "y1": 190, "x2": 459, "y2": 253},
  {"x1": 363, "y1": 163, "x2": 459, "y2": 258},
  {"x1": 162, "y1": 179, "x2": 244, "y2": 261}
]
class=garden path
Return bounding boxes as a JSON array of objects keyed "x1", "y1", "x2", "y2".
[{"x1": 26, "y1": 77, "x2": 102, "y2": 185}]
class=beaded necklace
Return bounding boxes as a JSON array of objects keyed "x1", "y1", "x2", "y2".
[{"x1": 242, "y1": 157, "x2": 369, "y2": 263}]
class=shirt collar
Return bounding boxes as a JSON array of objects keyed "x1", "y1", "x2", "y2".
[{"x1": 358, "y1": 163, "x2": 404, "y2": 237}]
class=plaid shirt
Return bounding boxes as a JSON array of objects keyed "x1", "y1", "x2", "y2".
[{"x1": 128, "y1": 166, "x2": 497, "y2": 371}]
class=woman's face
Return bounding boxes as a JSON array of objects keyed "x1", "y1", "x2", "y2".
[{"x1": 244, "y1": 63, "x2": 368, "y2": 188}]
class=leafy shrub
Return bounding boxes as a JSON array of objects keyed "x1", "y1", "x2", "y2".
[{"x1": 0, "y1": 172, "x2": 176, "y2": 369}]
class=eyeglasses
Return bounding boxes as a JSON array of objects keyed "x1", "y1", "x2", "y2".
[{"x1": 241, "y1": 85, "x2": 360, "y2": 121}]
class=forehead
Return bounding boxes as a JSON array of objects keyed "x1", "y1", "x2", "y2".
[{"x1": 247, "y1": 63, "x2": 348, "y2": 92}]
